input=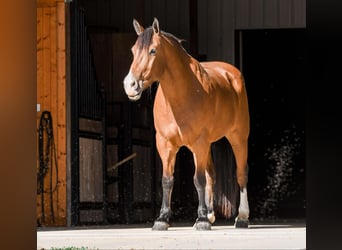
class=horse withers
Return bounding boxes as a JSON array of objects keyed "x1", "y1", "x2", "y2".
[{"x1": 123, "y1": 18, "x2": 250, "y2": 230}]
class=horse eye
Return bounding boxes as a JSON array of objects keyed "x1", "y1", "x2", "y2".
[{"x1": 149, "y1": 48, "x2": 156, "y2": 56}]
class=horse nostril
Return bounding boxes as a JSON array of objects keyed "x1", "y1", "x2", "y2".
[{"x1": 131, "y1": 81, "x2": 136, "y2": 88}]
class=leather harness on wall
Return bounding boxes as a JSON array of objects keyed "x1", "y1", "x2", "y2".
[{"x1": 37, "y1": 110, "x2": 59, "y2": 225}]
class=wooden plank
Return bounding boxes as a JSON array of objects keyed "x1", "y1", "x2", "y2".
[
  {"x1": 107, "y1": 144, "x2": 119, "y2": 177},
  {"x1": 41, "y1": 8, "x2": 52, "y2": 224},
  {"x1": 79, "y1": 118, "x2": 103, "y2": 133},
  {"x1": 50, "y1": 5, "x2": 57, "y2": 126},
  {"x1": 36, "y1": 7, "x2": 44, "y2": 224},
  {"x1": 49, "y1": 4, "x2": 58, "y2": 225},
  {"x1": 37, "y1": 8, "x2": 44, "y2": 114},
  {"x1": 56, "y1": 2, "x2": 67, "y2": 225},
  {"x1": 42, "y1": 7, "x2": 51, "y2": 112},
  {"x1": 36, "y1": 3, "x2": 67, "y2": 226},
  {"x1": 133, "y1": 145, "x2": 151, "y2": 202},
  {"x1": 79, "y1": 138, "x2": 103, "y2": 202}
]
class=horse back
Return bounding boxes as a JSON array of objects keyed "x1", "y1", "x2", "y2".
[
  {"x1": 200, "y1": 61, "x2": 250, "y2": 137},
  {"x1": 200, "y1": 61, "x2": 246, "y2": 95}
]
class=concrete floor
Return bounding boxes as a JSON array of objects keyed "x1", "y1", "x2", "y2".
[{"x1": 37, "y1": 221, "x2": 306, "y2": 250}]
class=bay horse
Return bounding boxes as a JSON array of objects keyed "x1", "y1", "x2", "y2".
[{"x1": 123, "y1": 18, "x2": 250, "y2": 230}]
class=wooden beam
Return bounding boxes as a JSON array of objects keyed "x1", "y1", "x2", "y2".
[{"x1": 56, "y1": 2, "x2": 67, "y2": 225}]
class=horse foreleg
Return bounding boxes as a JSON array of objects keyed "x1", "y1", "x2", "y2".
[
  {"x1": 152, "y1": 175, "x2": 174, "y2": 230},
  {"x1": 152, "y1": 135, "x2": 177, "y2": 231}
]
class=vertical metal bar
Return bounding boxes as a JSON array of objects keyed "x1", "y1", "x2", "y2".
[
  {"x1": 102, "y1": 90, "x2": 108, "y2": 223},
  {"x1": 81, "y1": 12, "x2": 85, "y2": 116},
  {"x1": 70, "y1": 1, "x2": 80, "y2": 226}
]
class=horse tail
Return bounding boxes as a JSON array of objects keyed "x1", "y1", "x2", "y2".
[{"x1": 211, "y1": 138, "x2": 239, "y2": 219}]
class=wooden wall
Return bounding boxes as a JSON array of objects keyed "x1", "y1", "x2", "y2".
[{"x1": 36, "y1": 0, "x2": 67, "y2": 226}]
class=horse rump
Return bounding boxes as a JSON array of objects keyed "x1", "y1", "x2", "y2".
[{"x1": 211, "y1": 138, "x2": 240, "y2": 219}]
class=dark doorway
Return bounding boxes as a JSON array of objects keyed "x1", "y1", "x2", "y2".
[{"x1": 236, "y1": 29, "x2": 306, "y2": 220}]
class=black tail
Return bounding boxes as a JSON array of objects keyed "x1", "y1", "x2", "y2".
[{"x1": 211, "y1": 138, "x2": 239, "y2": 219}]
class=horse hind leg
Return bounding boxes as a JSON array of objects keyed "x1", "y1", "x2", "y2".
[
  {"x1": 192, "y1": 142, "x2": 213, "y2": 230},
  {"x1": 227, "y1": 135, "x2": 250, "y2": 228},
  {"x1": 205, "y1": 152, "x2": 216, "y2": 224}
]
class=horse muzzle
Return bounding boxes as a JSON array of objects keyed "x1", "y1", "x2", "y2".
[{"x1": 123, "y1": 72, "x2": 144, "y2": 101}]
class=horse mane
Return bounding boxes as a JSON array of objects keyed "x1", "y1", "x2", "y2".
[
  {"x1": 136, "y1": 26, "x2": 184, "y2": 50},
  {"x1": 137, "y1": 26, "x2": 210, "y2": 87}
]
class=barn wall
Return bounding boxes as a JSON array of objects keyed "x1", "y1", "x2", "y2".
[
  {"x1": 198, "y1": 0, "x2": 306, "y2": 62},
  {"x1": 37, "y1": 0, "x2": 67, "y2": 226},
  {"x1": 79, "y1": 0, "x2": 305, "y2": 64},
  {"x1": 235, "y1": 0, "x2": 306, "y2": 29}
]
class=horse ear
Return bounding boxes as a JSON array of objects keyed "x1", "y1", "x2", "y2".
[
  {"x1": 152, "y1": 17, "x2": 160, "y2": 35},
  {"x1": 133, "y1": 19, "x2": 144, "y2": 36}
]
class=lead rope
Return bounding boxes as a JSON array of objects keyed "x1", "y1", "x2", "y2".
[{"x1": 37, "y1": 111, "x2": 59, "y2": 225}]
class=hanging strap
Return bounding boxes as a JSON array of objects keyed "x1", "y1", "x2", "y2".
[{"x1": 37, "y1": 111, "x2": 59, "y2": 225}]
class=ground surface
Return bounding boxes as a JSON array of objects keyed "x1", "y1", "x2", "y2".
[{"x1": 37, "y1": 221, "x2": 306, "y2": 250}]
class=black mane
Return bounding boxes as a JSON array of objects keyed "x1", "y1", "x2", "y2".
[{"x1": 136, "y1": 26, "x2": 184, "y2": 50}]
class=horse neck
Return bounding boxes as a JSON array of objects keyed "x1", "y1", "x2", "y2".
[{"x1": 158, "y1": 42, "x2": 205, "y2": 105}]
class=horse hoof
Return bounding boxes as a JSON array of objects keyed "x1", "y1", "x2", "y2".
[
  {"x1": 234, "y1": 218, "x2": 249, "y2": 228},
  {"x1": 194, "y1": 220, "x2": 212, "y2": 230},
  {"x1": 152, "y1": 221, "x2": 169, "y2": 231}
]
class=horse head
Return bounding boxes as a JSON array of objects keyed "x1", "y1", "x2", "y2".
[{"x1": 123, "y1": 18, "x2": 164, "y2": 101}]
